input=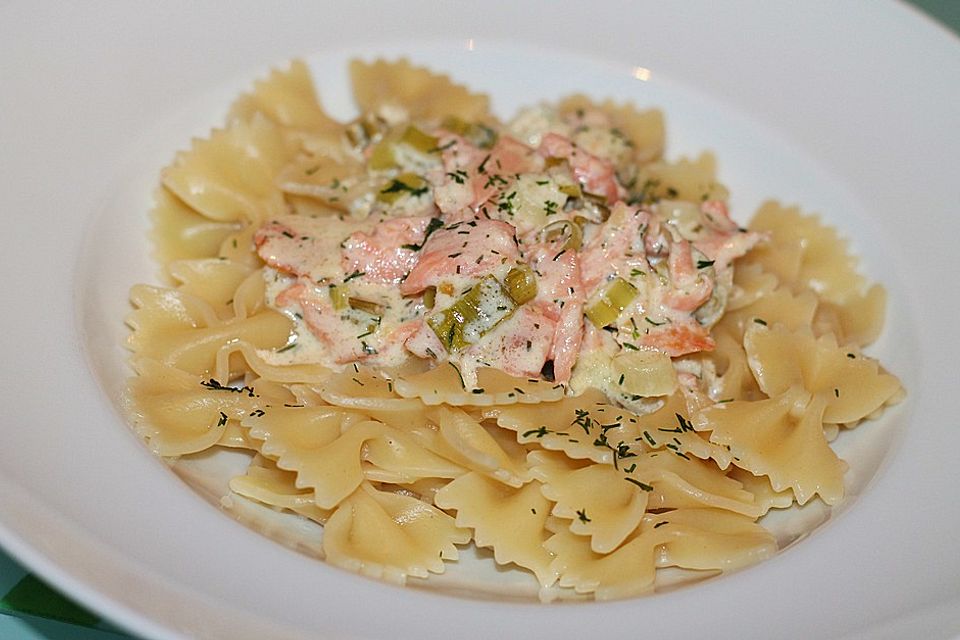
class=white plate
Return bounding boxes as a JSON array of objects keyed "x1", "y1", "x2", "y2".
[{"x1": 1, "y1": 2, "x2": 958, "y2": 639}]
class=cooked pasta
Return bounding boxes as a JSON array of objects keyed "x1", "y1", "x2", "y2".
[{"x1": 125, "y1": 58, "x2": 902, "y2": 600}]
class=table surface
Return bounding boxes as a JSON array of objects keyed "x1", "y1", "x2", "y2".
[{"x1": 1, "y1": 1, "x2": 957, "y2": 638}]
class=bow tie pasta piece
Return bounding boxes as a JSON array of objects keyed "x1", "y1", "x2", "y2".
[
  {"x1": 127, "y1": 358, "x2": 261, "y2": 456},
  {"x1": 814, "y1": 285, "x2": 887, "y2": 349},
  {"x1": 323, "y1": 483, "x2": 470, "y2": 584},
  {"x1": 745, "y1": 202, "x2": 865, "y2": 304},
  {"x1": 699, "y1": 328, "x2": 763, "y2": 403},
  {"x1": 246, "y1": 410, "x2": 461, "y2": 509},
  {"x1": 647, "y1": 509, "x2": 776, "y2": 572},
  {"x1": 637, "y1": 452, "x2": 762, "y2": 518},
  {"x1": 716, "y1": 285, "x2": 818, "y2": 343},
  {"x1": 361, "y1": 426, "x2": 467, "y2": 486},
  {"x1": 744, "y1": 323, "x2": 903, "y2": 425},
  {"x1": 228, "y1": 463, "x2": 333, "y2": 525},
  {"x1": 215, "y1": 421, "x2": 260, "y2": 450},
  {"x1": 435, "y1": 472, "x2": 557, "y2": 587},
  {"x1": 496, "y1": 391, "x2": 632, "y2": 465},
  {"x1": 228, "y1": 59, "x2": 343, "y2": 138},
  {"x1": 694, "y1": 390, "x2": 846, "y2": 505},
  {"x1": 725, "y1": 263, "x2": 779, "y2": 312},
  {"x1": 214, "y1": 341, "x2": 333, "y2": 388},
  {"x1": 165, "y1": 258, "x2": 256, "y2": 320},
  {"x1": 243, "y1": 405, "x2": 355, "y2": 504},
  {"x1": 350, "y1": 58, "x2": 491, "y2": 124},
  {"x1": 127, "y1": 284, "x2": 219, "y2": 346},
  {"x1": 150, "y1": 187, "x2": 243, "y2": 264},
  {"x1": 634, "y1": 152, "x2": 729, "y2": 204},
  {"x1": 725, "y1": 467, "x2": 795, "y2": 515},
  {"x1": 408, "y1": 407, "x2": 531, "y2": 487},
  {"x1": 162, "y1": 115, "x2": 294, "y2": 225},
  {"x1": 624, "y1": 391, "x2": 736, "y2": 470},
  {"x1": 544, "y1": 526, "x2": 666, "y2": 600},
  {"x1": 318, "y1": 366, "x2": 434, "y2": 429},
  {"x1": 128, "y1": 283, "x2": 291, "y2": 377},
  {"x1": 530, "y1": 451, "x2": 649, "y2": 554}
]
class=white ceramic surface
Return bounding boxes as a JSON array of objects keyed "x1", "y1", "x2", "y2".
[{"x1": 1, "y1": 2, "x2": 958, "y2": 639}]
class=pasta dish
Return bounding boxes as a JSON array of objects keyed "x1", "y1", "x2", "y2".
[{"x1": 126, "y1": 59, "x2": 902, "y2": 599}]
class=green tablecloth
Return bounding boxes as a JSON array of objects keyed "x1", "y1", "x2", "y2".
[{"x1": 1, "y1": 2, "x2": 956, "y2": 638}]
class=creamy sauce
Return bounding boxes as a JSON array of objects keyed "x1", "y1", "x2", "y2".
[{"x1": 254, "y1": 102, "x2": 761, "y2": 389}]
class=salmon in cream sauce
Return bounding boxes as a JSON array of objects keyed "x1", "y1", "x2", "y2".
[{"x1": 255, "y1": 102, "x2": 761, "y2": 389}]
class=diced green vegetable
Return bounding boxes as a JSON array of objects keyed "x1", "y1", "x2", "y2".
[
  {"x1": 329, "y1": 284, "x2": 349, "y2": 310},
  {"x1": 585, "y1": 277, "x2": 638, "y2": 328},
  {"x1": 440, "y1": 116, "x2": 497, "y2": 149},
  {"x1": 423, "y1": 286, "x2": 436, "y2": 309},
  {"x1": 427, "y1": 276, "x2": 517, "y2": 351},
  {"x1": 539, "y1": 220, "x2": 583, "y2": 251},
  {"x1": 345, "y1": 115, "x2": 384, "y2": 148},
  {"x1": 368, "y1": 139, "x2": 397, "y2": 170},
  {"x1": 348, "y1": 297, "x2": 384, "y2": 316},
  {"x1": 503, "y1": 265, "x2": 537, "y2": 304},
  {"x1": 377, "y1": 173, "x2": 429, "y2": 204},
  {"x1": 400, "y1": 126, "x2": 439, "y2": 153},
  {"x1": 558, "y1": 182, "x2": 582, "y2": 198},
  {"x1": 441, "y1": 115, "x2": 471, "y2": 136}
]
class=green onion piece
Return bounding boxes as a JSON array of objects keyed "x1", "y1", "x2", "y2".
[
  {"x1": 345, "y1": 121, "x2": 368, "y2": 148},
  {"x1": 368, "y1": 139, "x2": 397, "y2": 170},
  {"x1": 400, "y1": 126, "x2": 439, "y2": 153},
  {"x1": 539, "y1": 220, "x2": 583, "y2": 251},
  {"x1": 423, "y1": 286, "x2": 436, "y2": 309},
  {"x1": 558, "y1": 182, "x2": 582, "y2": 199},
  {"x1": 329, "y1": 285, "x2": 349, "y2": 310},
  {"x1": 345, "y1": 116, "x2": 383, "y2": 148},
  {"x1": 427, "y1": 276, "x2": 516, "y2": 351},
  {"x1": 377, "y1": 173, "x2": 429, "y2": 204},
  {"x1": 440, "y1": 116, "x2": 497, "y2": 149},
  {"x1": 348, "y1": 297, "x2": 384, "y2": 316},
  {"x1": 585, "y1": 277, "x2": 638, "y2": 328},
  {"x1": 503, "y1": 265, "x2": 537, "y2": 304},
  {"x1": 441, "y1": 116, "x2": 471, "y2": 136}
]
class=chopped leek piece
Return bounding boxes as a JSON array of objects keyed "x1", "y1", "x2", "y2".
[
  {"x1": 423, "y1": 286, "x2": 436, "y2": 309},
  {"x1": 440, "y1": 116, "x2": 497, "y2": 149},
  {"x1": 539, "y1": 220, "x2": 583, "y2": 251},
  {"x1": 348, "y1": 297, "x2": 384, "y2": 316},
  {"x1": 400, "y1": 126, "x2": 439, "y2": 153},
  {"x1": 427, "y1": 276, "x2": 516, "y2": 351},
  {"x1": 329, "y1": 284, "x2": 349, "y2": 310},
  {"x1": 345, "y1": 121, "x2": 368, "y2": 148},
  {"x1": 377, "y1": 173, "x2": 429, "y2": 204},
  {"x1": 585, "y1": 277, "x2": 638, "y2": 328},
  {"x1": 503, "y1": 265, "x2": 537, "y2": 304},
  {"x1": 368, "y1": 139, "x2": 397, "y2": 170},
  {"x1": 345, "y1": 115, "x2": 384, "y2": 148},
  {"x1": 441, "y1": 115, "x2": 471, "y2": 136},
  {"x1": 612, "y1": 350, "x2": 678, "y2": 397},
  {"x1": 558, "y1": 182, "x2": 582, "y2": 198}
]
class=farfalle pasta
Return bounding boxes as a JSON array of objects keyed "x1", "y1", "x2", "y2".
[{"x1": 125, "y1": 58, "x2": 902, "y2": 600}]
